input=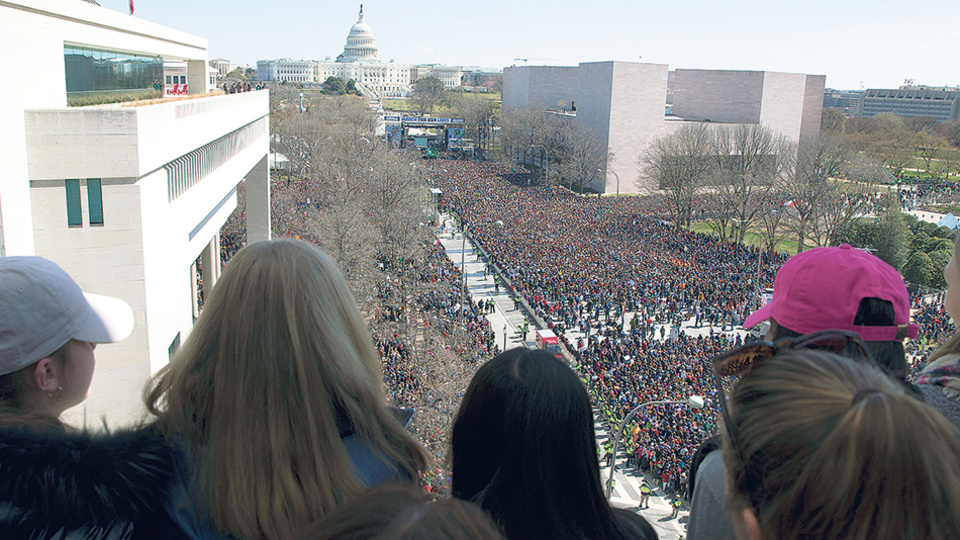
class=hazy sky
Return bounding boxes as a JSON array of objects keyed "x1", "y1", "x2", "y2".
[{"x1": 99, "y1": 0, "x2": 958, "y2": 91}]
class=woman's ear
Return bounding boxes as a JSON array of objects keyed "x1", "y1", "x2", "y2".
[
  {"x1": 30, "y1": 357, "x2": 61, "y2": 394},
  {"x1": 741, "y1": 507, "x2": 764, "y2": 540}
]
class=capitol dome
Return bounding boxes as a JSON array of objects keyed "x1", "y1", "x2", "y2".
[{"x1": 336, "y1": 5, "x2": 378, "y2": 63}]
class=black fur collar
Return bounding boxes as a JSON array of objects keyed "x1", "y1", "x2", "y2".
[{"x1": 0, "y1": 426, "x2": 177, "y2": 534}]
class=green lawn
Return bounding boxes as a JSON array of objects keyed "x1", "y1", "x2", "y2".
[{"x1": 688, "y1": 222, "x2": 800, "y2": 254}]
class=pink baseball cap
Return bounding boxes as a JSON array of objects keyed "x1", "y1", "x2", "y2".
[{"x1": 743, "y1": 244, "x2": 919, "y2": 342}]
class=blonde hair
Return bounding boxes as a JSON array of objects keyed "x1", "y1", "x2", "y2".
[
  {"x1": 145, "y1": 240, "x2": 427, "y2": 540},
  {"x1": 929, "y1": 233, "x2": 960, "y2": 361},
  {"x1": 724, "y1": 349, "x2": 960, "y2": 540}
]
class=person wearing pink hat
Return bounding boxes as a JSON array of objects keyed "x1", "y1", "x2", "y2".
[
  {"x1": 743, "y1": 243, "x2": 919, "y2": 378},
  {"x1": 0, "y1": 257, "x2": 186, "y2": 538},
  {"x1": 687, "y1": 244, "x2": 921, "y2": 540}
]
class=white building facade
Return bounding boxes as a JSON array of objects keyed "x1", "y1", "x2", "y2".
[
  {"x1": 1, "y1": 0, "x2": 271, "y2": 425},
  {"x1": 256, "y1": 58, "x2": 318, "y2": 84},
  {"x1": 209, "y1": 57, "x2": 235, "y2": 78}
]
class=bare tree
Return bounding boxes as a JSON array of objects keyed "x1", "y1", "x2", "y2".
[
  {"x1": 411, "y1": 76, "x2": 446, "y2": 115},
  {"x1": 498, "y1": 105, "x2": 567, "y2": 182},
  {"x1": 555, "y1": 123, "x2": 607, "y2": 193},
  {"x1": 642, "y1": 123, "x2": 713, "y2": 229},
  {"x1": 710, "y1": 124, "x2": 795, "y2": 244},
  {"x1": 755, "y1": 192, "x2": 791, "y2": 253},
  {"x1": 787, "y1": 135, "x2": 850, "y2": 251}
]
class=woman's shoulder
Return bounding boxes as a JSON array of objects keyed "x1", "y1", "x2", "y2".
[{"x1": 0, "y1": 425, "x2": 187, "y2": 538}]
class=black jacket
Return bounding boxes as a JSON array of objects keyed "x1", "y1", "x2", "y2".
[{"x1": 0, "y1": 426, "x2": 187, "y2": 539}]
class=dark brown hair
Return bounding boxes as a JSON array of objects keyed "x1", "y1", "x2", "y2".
[{"x1": 293, "y1": 485, "x2": 503, "y2": 540}]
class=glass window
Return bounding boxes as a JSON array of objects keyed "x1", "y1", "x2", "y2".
[
  {"x1": 65, "y1": 179, "x2": 82, "y2": 227},
  {"x1": 64, "y1": 45, "x2": 162, "y2": 105},
  {"x1": 87, "y1": 179, "x2": 103, "y2": 225}
]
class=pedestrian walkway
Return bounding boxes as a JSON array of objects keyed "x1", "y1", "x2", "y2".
[
  {"x1": 595, "y1": 410, "x2": 688, "y2": 540},
  {"x1": 434, "y1": 219, "x2": 688, "y2": 539},
  {"x1": 435, "y1": 225, "x2": 534, "y2": 351}
]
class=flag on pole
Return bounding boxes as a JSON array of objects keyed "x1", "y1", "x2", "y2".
[{"x1": 129, "y1": 0, "x2": 134, "y2": 15}]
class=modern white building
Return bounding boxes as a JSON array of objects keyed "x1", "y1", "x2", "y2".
[
  {"x1": 504, "y1": 62, "x2": 824, "y2": 193},
  {"x1": 1, "y1": 0, "x2": 271, "y2": 425}
]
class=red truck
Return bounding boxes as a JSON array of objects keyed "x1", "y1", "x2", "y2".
[{"x1": 535, "y1": 329, "x2": 562, "y2": 359}]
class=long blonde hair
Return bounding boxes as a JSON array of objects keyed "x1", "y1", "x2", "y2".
[
  {"x1": 145, "y1": 240, "x2": 427, "y2": 540},
  {"x1": 723, "y1": 349, "x2": 960, "y2": 540}
]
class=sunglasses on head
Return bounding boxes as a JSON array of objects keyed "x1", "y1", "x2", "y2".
[{"x1": 711, "y1": 330, "x2": 876, "y2": 460}]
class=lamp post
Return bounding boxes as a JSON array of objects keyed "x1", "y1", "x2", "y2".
[
  {"x1": 298, "y1": 92, "x2": 304, "y2": 113},
  {"x1": 605, "y1": 395, "x2": 705, "y2": 499},
  {"x1": 530, "y1": 144, "x2": 548, "y2": 183},
  {"x1": 597, "y1": 168, "x2": 620, "y2": 197}
]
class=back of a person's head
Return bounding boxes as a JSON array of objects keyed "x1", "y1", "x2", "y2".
[
  {"x1": 294, "y1": 485, "x2": 503, "y2": 540},
  {"x1": 144, "y1": 240, "x2": 426, "y2": 540},
  {"x1": 724, "y1": 349, "x2": 960, "y2": 540},
  {"x1": 451, "y1": 348, "x2": 633, "y2": 540},
  {"x1": 771, "y1": 297, "x2": 908, "y2": 379}
]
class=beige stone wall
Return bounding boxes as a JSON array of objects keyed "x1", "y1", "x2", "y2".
[
  {"x1": 503, "y1": 66, "x2": 579, "y2": 112},
  {"x1": 605, "y1": 62, "x2": 670, "y2": 194},
  {"x1": 800, "y1": 75, "x2": 827, "y2": 145},
  {"x1": 758, "y1": 71, "x2": 807, "y2": 143},
  {"x1": 672, "y1": 70, "x2": 764, "y2": 123}
]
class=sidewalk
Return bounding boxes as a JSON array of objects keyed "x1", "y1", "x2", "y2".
[
  {"x1": 435, "y1": 226, "x2": 534, "y2": 351},
  {"x1": 596, "y1": 411, "x2": 689, "y2": 540}
]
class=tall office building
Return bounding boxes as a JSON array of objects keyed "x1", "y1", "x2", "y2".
[{"x1": 859, "y1": 86, "x2": 960, "y2": 122}]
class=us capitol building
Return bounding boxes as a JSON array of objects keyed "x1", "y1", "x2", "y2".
[{"x1": 256, "y1": 6, "x2": 462, "y2": 98}]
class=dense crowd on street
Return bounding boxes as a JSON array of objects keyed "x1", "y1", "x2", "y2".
[
  {"x1": 210, "y1": 158, "x2": 958, "y2": 497},
  {"x1": 418, "y1": 160, "x2": 794, "y2": 482}
]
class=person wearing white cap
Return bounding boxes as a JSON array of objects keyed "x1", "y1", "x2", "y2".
[{"x1": 0, "y1": 256, "x2": 186, "y2": 538}]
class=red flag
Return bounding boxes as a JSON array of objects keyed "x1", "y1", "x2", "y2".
[{"x1": 129, "y1": 0, "x2": 134, "y2": 15}]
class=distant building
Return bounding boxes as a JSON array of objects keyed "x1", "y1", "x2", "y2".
[
  {"x1": 859, "y1": 86, "x2": 960, "y2": 122},
  {"x1": 504, "y1": 63, "x2": 824, "y2": 194},
  {"x1": 260, "y1": 6, "x2": 462, "y2": 98},
  {"x1": 1, "y1": 0, "x2": 270, "y2": 425},
  {"x1": 256, "y1": 58, "x2": 319, "y2": 83},
  {"x1": 209, "y1": 58, "x2": 235, "y2": 78},
  {"x1": 823, "y1": 89, "x2": 863, "y2": 117}
]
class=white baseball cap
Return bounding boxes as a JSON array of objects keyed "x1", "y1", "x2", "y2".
[{"x1": 0, "y1": 257, "x2": 134, "y2": 376}]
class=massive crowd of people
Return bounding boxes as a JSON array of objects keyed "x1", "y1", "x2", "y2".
[
  {"x1": 212, "y1": 158, "x2": 956, "y2": 499},
  {"x1": 418, "y1": 160, "x2": 792, "y2": 482}
]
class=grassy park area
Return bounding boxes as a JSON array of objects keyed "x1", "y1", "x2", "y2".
[
  {"x1": 383, "y1": 92, "x2": 500, "y2": 115},
  {"x1": 688, "y1": 222, "x2": 800, "y2": 254}
]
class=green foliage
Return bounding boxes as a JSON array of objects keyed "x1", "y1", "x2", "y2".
[
  {"x1": 902, "y1": 251, "x2": 935, "y2": 285},
  {"x1": 911, "y1": 231, "x2": 931, "y2": 252},
  {"x1": 322, "y1": 76, "x2": 347, "y2": 95},
  {"x1": 833, "y1": 207, "x2": 910, "y2": 270},
  {"x1": 345, "y1": 79, "x2": 361, "y2": 96},
  {"x1": 67, "y1": 88, "x2": 162, "y2": 107},
  {"x1": 927, "y1": 237, "x2": 954, "y2": 254},
  {"x1": 928, "y1": 250, "x2": 952, "y2": 288}
]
